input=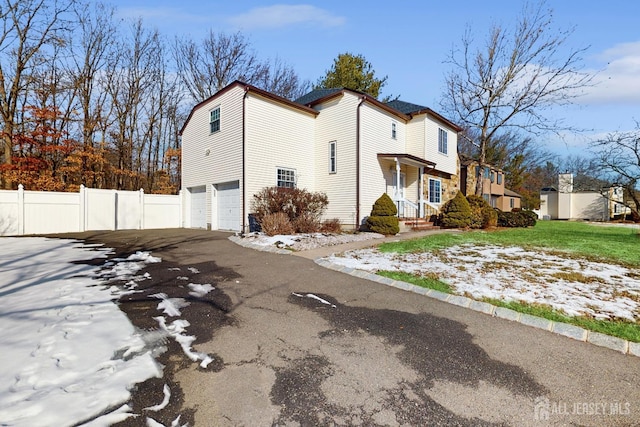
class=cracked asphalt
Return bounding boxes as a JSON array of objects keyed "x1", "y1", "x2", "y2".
[{"x1": 57, "y1": 228, "x2": 640, "y2": 426}]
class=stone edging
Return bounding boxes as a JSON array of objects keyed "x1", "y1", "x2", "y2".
[{"x1": 229, "y1": 235, "x2": 640, "y2": 358}]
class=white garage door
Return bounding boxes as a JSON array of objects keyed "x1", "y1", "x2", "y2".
[
  {"x1": 189, "y1": 186, "x2": 207, "y2": 229},
  {"x1": 216, "y1": 181, "x2": 240, "y2": 231}
]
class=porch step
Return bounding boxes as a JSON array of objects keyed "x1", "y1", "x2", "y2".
[{"x1": 399, "y1": 217, "x2": 440, "y2": 232}]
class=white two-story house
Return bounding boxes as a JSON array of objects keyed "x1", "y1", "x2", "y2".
[{"x1": 180, "y1": 81, "x2": 461, "y2": 232}]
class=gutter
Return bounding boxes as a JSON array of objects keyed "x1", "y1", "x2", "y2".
[
  {"x1": 356, "y1": 96, "x2": 366, "y2": 230},
  {"x1": 243, "y1": 86, "x2": 249, "y2": 233}
]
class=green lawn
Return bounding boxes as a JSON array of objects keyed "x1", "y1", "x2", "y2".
[
  {"x1": 374, "y1": 221, "x2": 640, "y2": 342},
  {"x1": 379, "y1": 221, "x2": 640, "y2": 266}
]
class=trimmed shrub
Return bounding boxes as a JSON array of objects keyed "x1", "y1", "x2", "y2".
[
  {"x1": 467, "y1": 195, "x2": 498, "y2": 229},
  {"x1": 497, "y1": 210, "x2": 537, "y2": 227},
  {"x1": 366, "y1": 216, "x2": 400, "y2": 235},
  {"x1": 260, "y1": 212, "x2": 295, "y2": 236},
  {"x1": 440, "y1": 191, "x2": 472, "y2": 229},
  {"x1": 366, "y1": 193, "x2": 399, "y2": 235},
  {"x1": 251, "y1": 186, "x2": 329, "y2": 233},
  {"x1": 370, "y1": 193, "x2": 398, "y2": 216},
  {"x1": 320, "y1": 218, "x2": 342, "y2": 233}
]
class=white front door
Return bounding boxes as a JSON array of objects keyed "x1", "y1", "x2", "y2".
[{"x1": 392, "y1": 172, "x2": 405, "y2": 216}]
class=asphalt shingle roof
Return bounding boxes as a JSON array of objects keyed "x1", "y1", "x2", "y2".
[
  {"x1": 294, "y1": 88, "x2": 343, "y2": 105},
  {"x1": 385, "y1": 100, "x2": 429, "y2": 115}
]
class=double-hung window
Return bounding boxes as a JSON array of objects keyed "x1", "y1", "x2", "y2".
[
  {"x1": 329, "y1": 141, "x2": 337, "y2": 174},
  {"x1": 277, "y1": 168, "x2": 296, "y2": 188},
  {"x1": 209, "y1": 107, "x2": 220, "y2": 133},
  {"x1": 497, "y1": 173, "x2": 503, "y2": 185},
  {"x1": 428, "y1": 178, "x2": 441, "y2": 204},
  {"x1": 438, "y1": 128, "x2": 448, "y2": 155}
]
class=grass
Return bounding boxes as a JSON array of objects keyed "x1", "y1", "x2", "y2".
[
  {"x1": 377, "y1": 270, "x2": 453, "y2": 294},
  {"x1": 378, "y1": 221, "x2": 640, "y2": 266},
  {"x1": 483, "y1": 298, "x2": 640, "y2": 343},
  {"x1": 374, "y1": 221, "x2": 640, "y2": 343}
]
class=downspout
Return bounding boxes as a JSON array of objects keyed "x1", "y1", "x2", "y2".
[
  {"x1": 243, "y1": 86, "x2": 249, "y2": 234},
  {"x1": 356, "y1": 96, "x2": 366, "y2": 230}
]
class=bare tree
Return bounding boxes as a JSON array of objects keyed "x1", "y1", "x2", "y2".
[
  {"x1": 0, "y1": 0, "x2": 76, "y2": 188},
  {"x1": 441, "y1": 1, "x2": 593, "y2": 196},
  {"x1": 591, "y1": 124, "x2": 640, "y2": 220},
  {"x1": 173, "y1": 31, "x2": 308, "y2": 102}
]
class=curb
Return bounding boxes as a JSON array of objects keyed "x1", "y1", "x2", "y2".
[{"x1": 229, "y1": 235, "x2": 639, "y2": 358}]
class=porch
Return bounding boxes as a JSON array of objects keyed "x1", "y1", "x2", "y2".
[{"x1": 377, "y1": 153, "x2": 441, "y2": 229}]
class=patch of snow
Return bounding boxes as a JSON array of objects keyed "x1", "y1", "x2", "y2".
[
  {"x1": 144, "y1": 384, "x2": 171, "y2": 412},
  {"x1": 188, "y1": 283, "x2": 214, "y2": 298},
  {"x1": 292, "y1": 292, "x2": 337, "y2": 308},
  {"x1": 154, "y1": 316, "x2": 213, "y2": 368},
  {"x1": 187, "y1": 267, "x2": 200, "y2": 274},
  {"x1": 241, "y1": 231, "x2": 385, "y2": 251},
  {"x1": 0, "y1": 238, "x2": 162, "y2": 427},
  {"x1": 152, "y1": 293, "x2": 190, "y2": 317},
  {"x1": 327, "y1": 244, "x2": 640, "y2": 322}
]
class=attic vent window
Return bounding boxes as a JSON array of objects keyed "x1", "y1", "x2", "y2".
[{"x1": 392, "y1": 122, "x2": 397, "y2": 139}]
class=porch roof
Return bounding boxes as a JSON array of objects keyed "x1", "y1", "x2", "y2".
[{"x1": 377, "y1": 153, "x2": 436, "y2": 169}]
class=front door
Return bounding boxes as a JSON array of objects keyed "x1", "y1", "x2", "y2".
[{"x1": 392, "y1": 172, "x2": 405, "y2": 217}]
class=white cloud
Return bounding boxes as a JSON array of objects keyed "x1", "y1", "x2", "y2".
[
  {"x1": 579, "y1": 41, "x2": 640, "y2": 105},
  {"x1": 228, "y1": 4, "x2": 346, "y2": 30}
]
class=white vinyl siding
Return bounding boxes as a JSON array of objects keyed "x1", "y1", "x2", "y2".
[
  {"x1": 359, "y1": 103, "x2": 408, "y2": 225},
  {"x1": 424, "y1": 120, "x2": 457, "y2": 175},
  {"x1": 245, "y1": 92, "x2": 316, "y2": 219},
  {"x1": 313, "y1": 93, "x2": 359, "y2": 226},
  {"x1": 181, "y1": 84, "x2": 245, "y2": 228}
]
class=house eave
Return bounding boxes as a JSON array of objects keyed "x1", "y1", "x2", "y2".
[{"x1": 377, "y1": 153, "x2": 436, "y2": 169}]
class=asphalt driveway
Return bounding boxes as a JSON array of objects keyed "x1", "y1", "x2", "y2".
[{"x1": 58, "y1": 229, "x2": 640, "y2": 426}]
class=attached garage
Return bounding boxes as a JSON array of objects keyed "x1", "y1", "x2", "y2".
[
  {"x1": 189, "y1": 186, "x2": 207, "y2": 229},
  {"x1": 215, "y1": 181, "x2": 241, "y2": 231}
]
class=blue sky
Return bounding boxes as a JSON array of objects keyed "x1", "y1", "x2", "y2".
[{"x1": 109, "y1": 1, "x2": 640, "y2": 157}]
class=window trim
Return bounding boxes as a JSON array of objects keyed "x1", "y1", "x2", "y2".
[
  {"x1": 438, "y1": 128, "x2": 448, "y2": 155},
  {"x1": 209, "y1": 106, "x2": 220, "y2": 134},
  {"x1": 276, "y1": 167, "x2": 296, "y2": 188},
  {"x1": 329, "y1": 141, "x2": 337, "y2": 174},
  {"x1": 428, "y1": 178, "x2": 441, "y2": 204}
]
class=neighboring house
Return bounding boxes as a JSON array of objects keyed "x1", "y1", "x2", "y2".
[
  {"x1": 459, "y1": 158, "x2": 521, "y2": 211},
  {"x1": 179, "y1": 81, "x2": 461, "y2": 232},
  {"x1": 539, "y1": 173, "x2": 627, "y2": 221}
]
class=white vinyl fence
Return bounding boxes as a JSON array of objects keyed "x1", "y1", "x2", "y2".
[{"x1": 0, "y1": 185, "x2": 182, "y2": 236}]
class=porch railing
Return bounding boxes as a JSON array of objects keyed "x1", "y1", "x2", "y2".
[{"x1": 395, "y1": 198, "x2": 440, "y2": 222}]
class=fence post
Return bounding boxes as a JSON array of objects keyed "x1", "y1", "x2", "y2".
[
  {"x1": 178, "y1": 189, "x2": 184, "y2": 228},
  {"x1": 17, "y1": 184, "x2": 24, "y2": 235},
  {"x1": 79, "y1": 185, "x2": 86, "y2": 232},
  {"x1": 139, "y1": 188, "x2": 144, "y2": 230}
]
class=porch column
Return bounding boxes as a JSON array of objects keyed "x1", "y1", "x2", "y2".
[
  {"x1": 419, "y1": 166, "x2": 424, "y2": 218},
  {"x1": 395, "y1": 157, "x2": 401, "y2": 200}
]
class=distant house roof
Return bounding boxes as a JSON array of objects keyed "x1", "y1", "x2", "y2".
[{"x1": 504, "y1": 188, "x2": 522, "y2": 198}]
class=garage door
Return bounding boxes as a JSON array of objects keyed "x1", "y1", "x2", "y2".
[
  {"x1": 216, "y1": 181, "x2": 240, "y2": 231},
  {"x1": 189, "y1": 186, "x2": 207, "y2": 229}
]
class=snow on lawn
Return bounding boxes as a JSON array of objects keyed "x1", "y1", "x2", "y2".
[
  {"x1": 327, "y1": 244, "x2": 640, "y2": 322},
  {"x1": 240, "y1": 231, "x2": 385, "y2": 251},
  {"x1": 0, "y1": 237, "x2": 163, "y2": 427}
]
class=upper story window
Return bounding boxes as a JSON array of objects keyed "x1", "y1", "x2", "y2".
[
  {"x1": 438, "y1": 128, "x2": 448, "y2": 154},
  {"x1": 277, "y1": 167, "x2": 296, "y2": 188},
  {"x1": 497, "y1": 173, "x2": 503, "y2": 185},
  {"x1": 210, "y1": 107, "x2": 220, "y2": 133},
  {"x1": 490, "y1": 171, "x2": 495, "y2": 183},
  {"x1": 391, "y1": 122, "x2": 397, "y2": 139},
  {"x1": 329, "y1": 141, "x2": 337, "y2": 174},
  {"x1": 484, "y1": 167, "x2": 490, "y2": 179}
]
